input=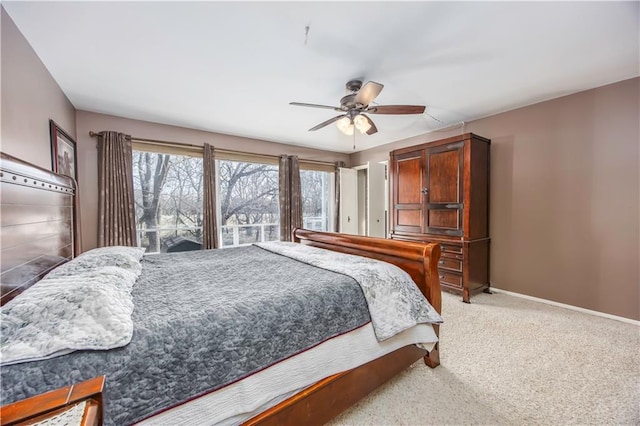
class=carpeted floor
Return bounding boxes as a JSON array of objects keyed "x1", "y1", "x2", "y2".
[{"x1": 328, "y1": 291, "x2": 640, "y2": 425}]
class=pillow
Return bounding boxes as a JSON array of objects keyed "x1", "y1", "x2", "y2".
[
  {"x1": 45, "y1": 266, "x2": 139, "y2": 293},
  {"x1": 1, "y1": 267, "x2": 137, "y2": 366},
  {"x1": 47, "y1": 246, "x2": 146, "y2": 278}
]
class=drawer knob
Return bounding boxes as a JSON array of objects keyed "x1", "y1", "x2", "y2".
[
  {"x1": 439, "y1": 275, "x2": 445, "y2": 280},
  {"x1": 439, "y1": 260, "x2": 444, "y2": 264}
]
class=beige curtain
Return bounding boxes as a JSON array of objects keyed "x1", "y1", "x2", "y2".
[
  {"x1": 97, "y1": 131, "x2": 137, "y2": 247},
  {"x1": 202, "y1": 143, "x2": 219, "y2": 249},
  {"x1": 279, "y1": 155, "x2": 302, "y2": 241},
  {"x1": 333, "y1": 161, "x2": 346, "y2": 233}
]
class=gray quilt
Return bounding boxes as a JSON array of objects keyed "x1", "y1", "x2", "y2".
[
  {"x1": 256, "y1": 242, "x2": 443, "y2": 340},
  {"x1": 0, "y1": 245, "x2": 371, "y2": 425}
]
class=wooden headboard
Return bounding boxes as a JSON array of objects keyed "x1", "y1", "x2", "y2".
[{"x1": 0, "y1": 152, "x2": 77, "y2": 305}]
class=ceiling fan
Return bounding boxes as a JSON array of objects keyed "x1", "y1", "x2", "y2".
[{"x1": 290, "y1": 79, "x2": 426, "y2": 136}]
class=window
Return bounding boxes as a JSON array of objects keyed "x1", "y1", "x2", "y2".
[
  {"x1": 300, "y1": 169, "x2": 333, "y2": 232},
  {"x1": 217, "y1": 159, "x2": 280, "y2": 247},
  {"x1": 132, "y1": 143, "x2": 335, "y2": 252},
  {"x1": 133, "y1": 151, "x2": 204, "y2": 253}
]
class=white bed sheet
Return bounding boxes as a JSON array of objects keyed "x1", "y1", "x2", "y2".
[{"x1": 137, "y1": 322, "x2": 437, "y2": 426}]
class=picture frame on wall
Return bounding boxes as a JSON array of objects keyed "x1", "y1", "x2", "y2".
[{"x1": 49, "y1": 120, "x2": 77, "y2": 180}]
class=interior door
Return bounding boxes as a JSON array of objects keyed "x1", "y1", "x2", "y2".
[
  {"x1": 367, "y1": 161, "x2": 386, "y2": 238},
  {"x1": 339, "y1": 167, "x2": 358, "y2": 235},
  {"x1": 357, "y1": 168, "x2": 367, "y2": 235}
]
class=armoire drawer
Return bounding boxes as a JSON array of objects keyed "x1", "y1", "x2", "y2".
[
  {"x1": 441, "y1": 246, "x2": 463, "y2": 260},
  {"x1": 441, "y1": 244, "x2": 463, "y2": 255},
  {"x1": 438, "y1": 257, "x2": 462, "y2": 272},
  {"x1": 438, "y1": 270, "x2": 462, "y2": 288}
]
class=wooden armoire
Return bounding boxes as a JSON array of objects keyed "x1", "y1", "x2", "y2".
[{"x1": 389, "y1": 133, "x2": 490, "y2": 302}]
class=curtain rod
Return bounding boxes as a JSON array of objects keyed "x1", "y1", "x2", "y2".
[
  {"x1": 89, "y1": 131, "x2": 200, "y2": 149},
  {"x1": 89, "y1": 131, "x2": 337, "y2": 166}
]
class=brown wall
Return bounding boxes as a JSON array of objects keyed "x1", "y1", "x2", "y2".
[
  {"x1": 0, "y1": 7, "x2": 76, "y2": 169},
  {"x1": 351, "y1": 78, "x2": 640, "y2": 321},
  {"x1": 75, "y1": 110, "x2": 350, "y2": 251}
]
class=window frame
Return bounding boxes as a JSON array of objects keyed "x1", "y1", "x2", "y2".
[{"x1": 131, "y1": 139, "x2": 338, "y2": 250}]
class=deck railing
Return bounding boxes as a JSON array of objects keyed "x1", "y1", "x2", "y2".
[{"x1": 137, "y1": 216, "x2": 327, "y2": 253}]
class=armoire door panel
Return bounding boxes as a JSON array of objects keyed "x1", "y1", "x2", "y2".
[
  {"x1": 427, "y1": 150, "x2": 461, "y2": 203},
  {"x1": 428, "y1": 209, "x2": 459, "y2": 230},
  {"x1": 396, "y1": 157, "x2": 422, "y2": 204},
  {"x1": 392, "y1": 150, "x2": 424, "y2": 234},
  {"x1": 397, "y1": 209, "x2": 421, "y2": 227},
  {"x1": 425, "y1": 143, "x2": 464, "y2": 236}
]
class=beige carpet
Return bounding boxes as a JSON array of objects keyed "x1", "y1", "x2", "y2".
[{"x1": 328, "y1": 291, "x2": 640, "y2": 425}]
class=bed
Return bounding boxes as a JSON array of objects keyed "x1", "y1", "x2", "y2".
[{"x1": 0, "y1": 151, "x2": 443, "y2": 425}]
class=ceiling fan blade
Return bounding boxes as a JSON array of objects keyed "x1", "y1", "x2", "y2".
[
  {"x1": 290, "y1": 102, "x2": 341, "y2": 111},
  {"x1": 354, "y1": 81, "x2": 384, "y2": 106},
  {"x1": 367, "y1": 105, "x2": 426, "y2": 115},
  {"x1": 308, "y1": 114, "x2": 346, "y2": 131},
  {"x1": 362, "y1": 114, "x2": 378, "y2": 135}
]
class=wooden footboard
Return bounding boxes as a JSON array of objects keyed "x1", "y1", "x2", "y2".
[
  {"x1": 293, "y1": 228, "x2": 442, "y2": 316},
  {"x1": 244, "y1": 229, "x2": 443, "y2": 425},
  {"x1": 293, "y1": 228, "x2": 441, "y2": 367}
]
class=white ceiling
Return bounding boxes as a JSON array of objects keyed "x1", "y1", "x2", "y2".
[{"x1": 4, "y1": 1, "x2": 639, "y2": 153}]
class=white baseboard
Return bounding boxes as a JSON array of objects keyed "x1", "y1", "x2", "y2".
[{"x1": 490, "y1": 287, "x2": 640, "y2": 326}]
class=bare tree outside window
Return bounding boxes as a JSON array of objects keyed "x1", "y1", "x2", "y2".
[
  {"x1": 133, "y1": 151, "x2": 204, "y2": 253},
  {"x1": 218, "y1": 160, "x2": 280, "y2": 247},
  {"x1": 164, "y1": 156, "x2": 204, "y2": 241},
  {"x1": 133, "y1": 152, "x2": 282, "y2": 252},
  {"x1": 132, "y1": 150, "x2": 331, "y2": 252},
  {"x1": 133, "y1": 152, "x2": 171, "y2": 253}
]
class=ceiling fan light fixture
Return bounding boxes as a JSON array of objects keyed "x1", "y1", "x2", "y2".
[
  {"x1": 336, "y1": 116, "x2": 354, "y2": 135},
  {"x1": 353, "y1": 114, "x2": 372, "y2": 134},
  {"x1": 291, "y1": 79, "x2": 424, "y2": 137}
]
